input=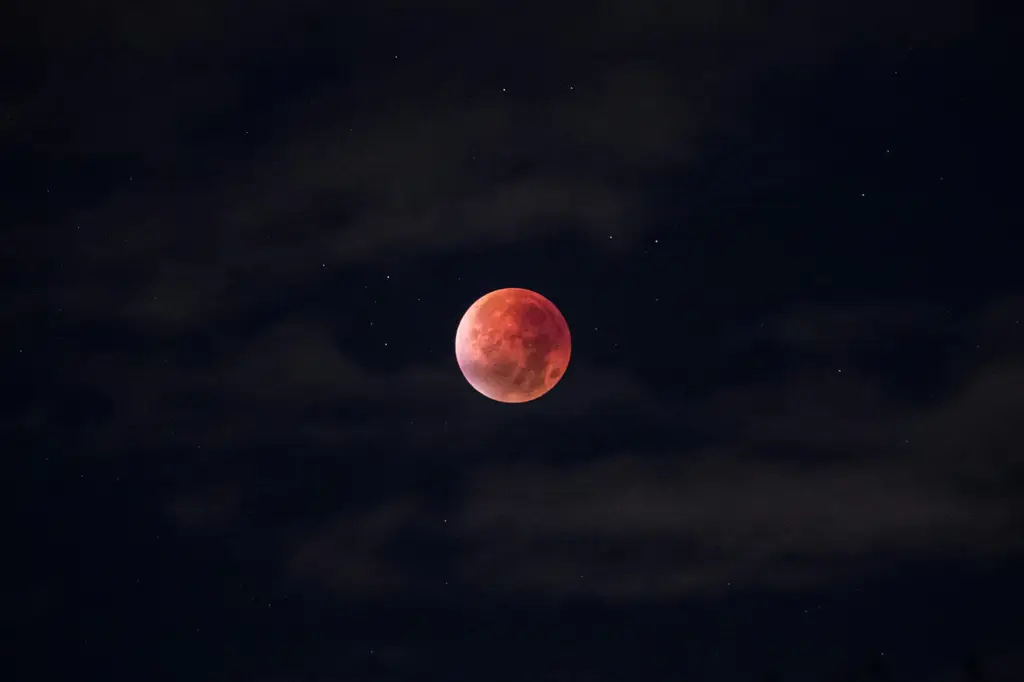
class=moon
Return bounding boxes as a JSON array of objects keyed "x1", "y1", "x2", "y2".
[{"x1": 455, "y1": 288, "x2": 571, "y2": 403}]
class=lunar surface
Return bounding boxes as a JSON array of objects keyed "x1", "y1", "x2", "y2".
[{"x1": 455, "y1": 288, "x2": 571, "y2": 403}]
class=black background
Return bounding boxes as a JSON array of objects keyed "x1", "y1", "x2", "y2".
[{"x1": 7, "y1": 2, "x2": 1021, "y2": 680}]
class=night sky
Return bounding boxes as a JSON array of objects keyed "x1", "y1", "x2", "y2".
[{"x1": 8, "y1": 2, "x2": 1021, "y2": 681}]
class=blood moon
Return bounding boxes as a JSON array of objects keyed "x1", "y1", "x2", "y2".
[{"x1": 455, "y1": 288, "x2": 571, "y2": 403}]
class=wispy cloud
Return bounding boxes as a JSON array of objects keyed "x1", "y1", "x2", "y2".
[{"x1": 278, "y1": 298, "x2": 1023, "y2": 601}]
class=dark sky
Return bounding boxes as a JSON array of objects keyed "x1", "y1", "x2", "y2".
[{"x1": 8, "y1": 1, "x2": 1021, "y2": 681}]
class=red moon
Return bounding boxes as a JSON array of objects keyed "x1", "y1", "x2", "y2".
[{"x1": 455, "y1": 288, "x2": 571, "y2": 403}]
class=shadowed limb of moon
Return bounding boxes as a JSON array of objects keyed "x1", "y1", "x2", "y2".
[{"x1": 455, "y1": 288, "x2": 571, "y2": 403}]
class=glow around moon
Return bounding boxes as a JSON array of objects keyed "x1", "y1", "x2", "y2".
[{"x1": 455, "y1": 288, "x2": 571, "y2": 403}]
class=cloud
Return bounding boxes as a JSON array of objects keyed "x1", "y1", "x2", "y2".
[
  {"x1": 280, "y1": 300, "x2": 1023, "y2": 601},
  {"x1": 273, "y1": 492, "x2": 463, "y2": 601},
  {"x1": 59, "y1": 293, "x2": 1012, "y2": 606},
  {"x1": 14, "y1": 0, "x2": 997, "y2": 609},
  {"x1": 22, "y1": 0, "x2": 975, "y2": 338},
  {"x1": 287, "y1": 499, "x2": 427, "y2": 596},
  {"x1": 452, "y1": 444, "x2": 1018, "y2": 601},
  {"x1": 931, "y1": 647, "x2": 1024, "y2": 682},
  {"x1": 67, "y1": 320, "x2": 462, "y2": 455},
  {"x1": 62, "y1": 307, "x2": 658, "y2": 461}
]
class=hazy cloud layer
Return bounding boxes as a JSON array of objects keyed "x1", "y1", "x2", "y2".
[
  {"x1": 9, "y1": 3, "x2": 1013, "y2": 681},
  {"x1": 13, "y1": 0, "x2": 974, "y2": 337},
  {"x1": 11, "y1": 0, "x2": 1002, "y2": 610},
  {"x1": 241, "y1": 298, "x2": 1024, "y2": 601}
]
